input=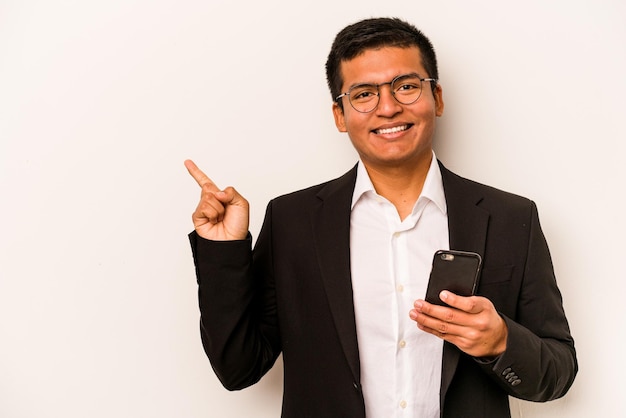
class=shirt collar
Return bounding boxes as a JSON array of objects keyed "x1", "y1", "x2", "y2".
[{"x1": 351, "y1": 151, "x2": 447, "y2": 215}]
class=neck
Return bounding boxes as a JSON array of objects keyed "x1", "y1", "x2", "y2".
[{"x1": 363, "y1": 154, "x2": 433, "y2": 220}]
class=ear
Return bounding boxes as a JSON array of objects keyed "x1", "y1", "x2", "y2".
[
  {"x1": 434, "y1": 84, "x2": 444, "y2": 117},
  {"x1": 332, "y1": 102, "x2": 347, "y2": 132}
]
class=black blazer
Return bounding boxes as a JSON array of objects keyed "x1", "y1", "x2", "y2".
[{"x1": 190, "y1": 162, "x2": 577, "y2": 418}]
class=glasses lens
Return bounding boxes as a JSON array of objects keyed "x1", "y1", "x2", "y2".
[
  {"x1": 391, "y1": 75, "x2": 423, "y2": 105},
  {"x1": 348, "y1": 84, "x2": 379, "y2": 113}
]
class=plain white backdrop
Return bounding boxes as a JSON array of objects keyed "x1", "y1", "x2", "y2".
[{"x1": 1, "y1": 1, "x2": 624, "y2": 417}]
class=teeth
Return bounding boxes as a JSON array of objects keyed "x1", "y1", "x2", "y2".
[{"x1": 376, "y1": 125, "x2": 408, "y2": 134}]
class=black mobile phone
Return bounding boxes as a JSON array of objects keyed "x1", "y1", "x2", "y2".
[{"x1": 424, "y1": 250, "x2": 482, "y2": 306}]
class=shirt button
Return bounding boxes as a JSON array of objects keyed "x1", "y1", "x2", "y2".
[
  {"x1": 400, "y1": 400, "x2": 407, "y2": 409},
  {"x1": 399, "y1": 340, "x2": 407, "y2": 348},
  {"x1": 397, "y1": 284, "x2": 404, "y2": 292}
]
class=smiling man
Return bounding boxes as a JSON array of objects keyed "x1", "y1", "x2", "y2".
[
  {"x1": 331, "y1": 45, "x2": 443, "y2": 220},
  {"x1": 186, "y1": 17, "x2": 577, "y2": 418}
]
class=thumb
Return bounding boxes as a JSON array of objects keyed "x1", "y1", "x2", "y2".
[{"x1": 214, "y1": 186, "x2": 249, "y2": 209}]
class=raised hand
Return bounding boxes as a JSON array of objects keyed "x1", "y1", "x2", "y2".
[{"x1": 184, "y1": 159, "x2": 249, "y2": 241}]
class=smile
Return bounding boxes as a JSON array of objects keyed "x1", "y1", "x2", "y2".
[{"x1": 373, "y1": 124, "x2": 412, "y2": 135}]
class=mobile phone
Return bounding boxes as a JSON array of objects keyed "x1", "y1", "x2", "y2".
[{"x1": 424, "y1": 250, "x2": 482, "y2": 306}]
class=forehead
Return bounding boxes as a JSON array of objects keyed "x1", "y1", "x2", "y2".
[{"x1": 339, "y1": 46, "x2": 425, "y2": 87}]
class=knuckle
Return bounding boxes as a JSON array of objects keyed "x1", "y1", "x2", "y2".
[
  {"x1": 444, "y1": 310, "x2": 455, "y2": 322},
  {"x1": 466, "y1": 328, "x2": 480, "y2": 341},
  {"x1": 468, "y1": 298, "x2": 479, "y2": 312},
  {"x1": 201, "y1": 192, "x2": 216, "y2": 204},
  {"x1": 438, "y1": 322, "x2": 448, "y2": 333},
  {"x1": 475, "y1": 317, "x2": 490, "y2": 331},
  {"x1": 458, "y1": 340, "x2": 473, "y2": 352}
]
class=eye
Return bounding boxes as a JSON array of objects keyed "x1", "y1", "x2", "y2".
[
  {"x1": 397, "y1": 83, "x2": 419, "y2": 91},
  {"x1": 350, "y1": 85, "x2": 378, "y2": 101},
  {"x1": 394, "y1": 79, "x2": 421, "y2": 93}
]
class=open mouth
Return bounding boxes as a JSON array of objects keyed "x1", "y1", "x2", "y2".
[{"x1": 373, "y1": 124, "x2": 412, "y2": 135}]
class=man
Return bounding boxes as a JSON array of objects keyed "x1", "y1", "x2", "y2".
[{"x1": 186, "y1": 17, "x2": 577, "y2": 418}]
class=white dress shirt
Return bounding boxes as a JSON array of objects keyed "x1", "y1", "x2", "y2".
[{"x1": 350, "y1": 153, "x2": 449, "y2": 418}]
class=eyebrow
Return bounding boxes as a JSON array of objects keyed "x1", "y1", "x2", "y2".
[{"x1": 346, "y1": 72, "x2": 422, "y2": 90}]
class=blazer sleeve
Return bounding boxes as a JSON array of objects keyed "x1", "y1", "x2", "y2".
[
  {"x1": 188, "y1": 221, "x2": 281, "y2": 390},
  {"x1": 478, "y1": 201, "x2": 578, "y2": 401}
]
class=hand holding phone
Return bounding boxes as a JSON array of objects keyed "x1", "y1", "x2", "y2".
[{"x1": 425, "y1": 250, "x2": 482, "y2": 306}]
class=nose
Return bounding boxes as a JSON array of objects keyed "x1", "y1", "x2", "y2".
[{"x1": 375, "y1": 83, "x2": 402, "y2": 116}]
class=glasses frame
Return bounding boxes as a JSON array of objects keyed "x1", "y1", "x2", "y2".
[{"x1": 335, "y1": 73, "x2": 437, "y2": 113}]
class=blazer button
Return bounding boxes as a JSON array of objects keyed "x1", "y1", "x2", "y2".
[
  {"x1": 502, "y1": 367, "x2": 512, "y2": 375},
  {"x1": 511, "y1": 379, "x2": 522, "y2": 386}
]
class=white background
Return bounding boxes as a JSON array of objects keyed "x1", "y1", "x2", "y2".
[{"x1": 1, "y1": 1, "x2": 624, "y2": 417}]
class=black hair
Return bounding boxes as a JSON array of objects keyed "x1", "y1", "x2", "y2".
[{"x1": 325, "y1": 17, "x2": 439, "y2": 107}]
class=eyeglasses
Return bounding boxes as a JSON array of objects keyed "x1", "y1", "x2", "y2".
[{"x1": 335, "y1": 73, "x2": 437, "y2": 113}]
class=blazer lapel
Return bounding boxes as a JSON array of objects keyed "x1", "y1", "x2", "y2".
[
  {"x1": 311, "y1": 166, "x2": 361, "y2": 384},
  {"x1": 438, "y1": 161, "x2": 490, "y2": 405}
]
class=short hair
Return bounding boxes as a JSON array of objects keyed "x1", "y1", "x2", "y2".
[{"x1": 325, "y1": 17, "x2": 439, "y2": 107}]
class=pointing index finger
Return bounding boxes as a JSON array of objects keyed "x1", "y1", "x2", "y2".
[{"x1": 184, "y1": 159, "x2": 219, "y2": 190}]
